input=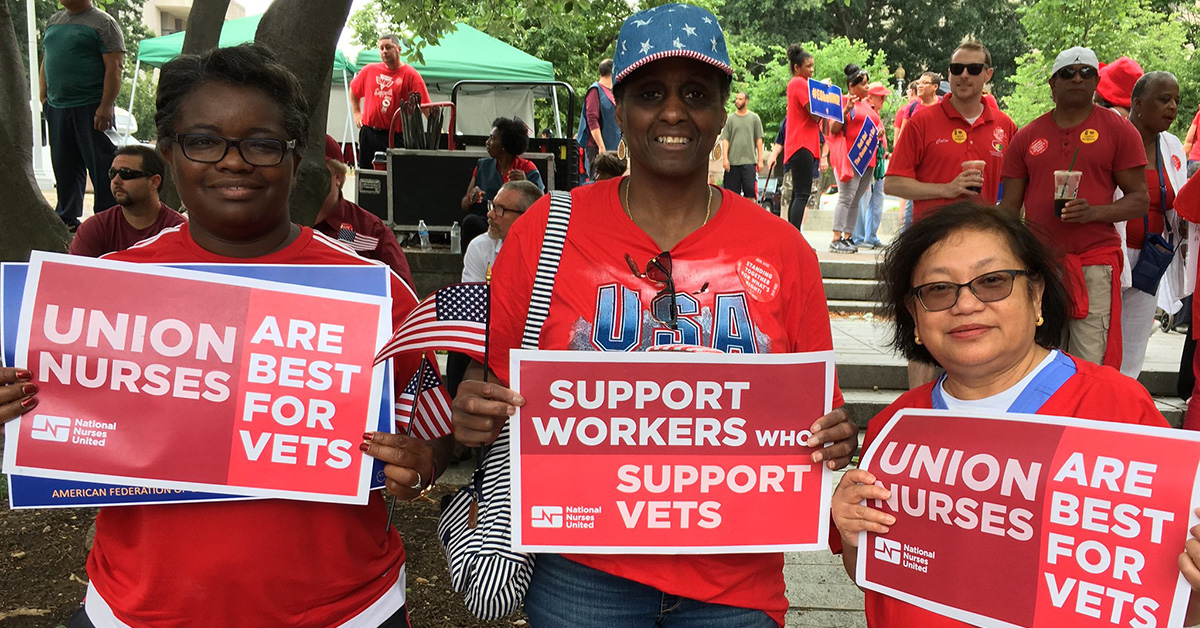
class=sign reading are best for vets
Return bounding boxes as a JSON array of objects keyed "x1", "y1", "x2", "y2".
[
  {"x1": 2, "y1": 252, "x2": 392, "y2": 505},
  {"x1": 510, "y1": 350, "x2": 834, "y2": 554},
  {"x1": 858, "y1": 409, "x2": 1200, "y2": 628}
]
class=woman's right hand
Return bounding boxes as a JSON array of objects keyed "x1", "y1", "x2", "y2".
[
  {"x1": 832, "y1": 469, "x2": 894, "y2": 548},
  {"x1": 0, "y1": 368, "x2": 38, "y2": 423},
  {"x1": 470, "y1": 186, "x2": 485, "y2": 205},
  {"x1": 451, "y1": 379, "x2": 525, "y2": 447}
]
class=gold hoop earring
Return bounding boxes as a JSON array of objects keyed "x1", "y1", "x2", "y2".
[
  {"x1": 712, "y1": 142, "x2": 723, "y2": 161},
  {"x1": 914, "y1": 332, "x2": 923, "y2": 345},
  {"x1": 1036, "y1": 315, "x2": 1044, "y2": 327},
  {"x1": 616, "y1": 138, "x2": 628, "y2": 161}
]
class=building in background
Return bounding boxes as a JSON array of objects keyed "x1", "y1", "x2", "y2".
[{"x1": 141, "y1": 0, "x2": 246, "y2": 36}]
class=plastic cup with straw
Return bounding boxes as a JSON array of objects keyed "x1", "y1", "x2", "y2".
[{"x1": 1054, "y1": 148, "x2": 1082, "y2": 219}]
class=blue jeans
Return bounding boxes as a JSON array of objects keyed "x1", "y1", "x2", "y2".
[
  {"x1": 901, "y1": 199, "x2": 914, "y2": 232},
  {"x1": 852, "y1": 176, "x2": 885, "y2": 246},
  {"x1": 524, "y1": 554, "x2": 778, "y2": 628}
]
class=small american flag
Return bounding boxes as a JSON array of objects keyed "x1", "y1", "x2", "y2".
[
  {"x1": 395, "y1": 355, "x2": 453, "y2": 439},
  {"x1": 338, "y1": 222, "x2": 379, "y2": 252},
  {"x1": 374, "y1": 282, "x2": 488, "y2": 365}
]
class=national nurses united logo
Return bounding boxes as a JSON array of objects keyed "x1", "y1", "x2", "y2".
[
  {"x1": 30, "y1": 415, "x2": 71, "y2": 442},
  {"x1": 875, "y1": 537, "x2": 902, "y2": 564},
  {"x1": 1029, "y1": 138, "x2": 1048, "y2": 156}
]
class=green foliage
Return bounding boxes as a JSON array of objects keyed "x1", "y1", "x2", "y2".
[
  {"x1": 115, "y1": 66, "x2": 156, "y2": 141},
  {"x1": 347, "y1": 0, "x2": 393, "y2": 49},
  {"x1": 1002, "y1": 0, "x2": 1197, "y2": 136}
]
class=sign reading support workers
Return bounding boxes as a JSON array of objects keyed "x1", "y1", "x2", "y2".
[
  {"x1": 510, "y1": 349, "x2": 835, "y2": 554},
  {"x1": 848, "y1": 115, "x2": 880, "y2": 177},
  {"x1": 808, "y1": 81, "x2": 845, "y2": 123}
]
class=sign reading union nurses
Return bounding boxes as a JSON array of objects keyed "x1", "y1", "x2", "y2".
[
  {"x1": 2, "y1": 252, "x2": 392, "y2": 505},
  {"x1": 858, "y1": 409, "x2": 1200, "y2": 628},
  {"x1": 509, "y1": 350, "x2": 834, "y2": 553}
]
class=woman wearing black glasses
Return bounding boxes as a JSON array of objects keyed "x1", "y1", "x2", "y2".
[
  {"x1": 827, "y1": 202, "x2": 1200, "y2": 626},
  {"x1": 58, "y1": 43, "x2": 448, "y2": 628},
  {"x1": 451, "y1": 4, "x2": 857, "y2": 626}
]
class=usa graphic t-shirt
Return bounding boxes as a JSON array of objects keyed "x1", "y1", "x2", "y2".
[{"x1": 488, "y1": 177, "x2": 843, "y2": 625}]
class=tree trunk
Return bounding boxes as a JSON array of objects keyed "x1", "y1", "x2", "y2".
[
  {"x1": 256, "y1": 0, "x2": 353, "y2": 226},
  {"x1": 182, "y1": 0, "x2": 232, "y2": 55},
  {"x1": 0, "y1": 0, "x2": 69, "y2": 260}
]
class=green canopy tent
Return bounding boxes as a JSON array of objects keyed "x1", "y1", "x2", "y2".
[
  {"x1": 131, "y1": 14, "x2": 358, "y2": 144},
  {"x1": 354, "y1": 23, "x2": 561, "y2": 136}
]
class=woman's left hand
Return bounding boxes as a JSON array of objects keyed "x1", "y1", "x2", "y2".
[
  {"x1": 507, "y1": 169, "x2": 526, "y2": 181},
  {"x1": 807, "y1": 406, "x2": 858, "y2": 470},
  {"x1": 362, "y1": 432, "x2": 435, "y2": 499}
]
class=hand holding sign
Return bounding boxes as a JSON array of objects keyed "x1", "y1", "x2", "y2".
[
  {"x1": 832, "y1": 468, "x2": 895, "y2": 547},
  {"x1": 361, "y1": 431, "x2": 436, "y2": 499},
  {"x1": 807, "y1": 406, "x2": 858, "y2": 469},
  {"x1": 0, "y1": 367, "x2": 37, "y2": 424}
]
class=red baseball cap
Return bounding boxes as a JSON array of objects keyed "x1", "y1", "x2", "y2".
[
  {"x1": 867, "y1": 81, "x2": 892, "y2": 97},
  {"x1": 1096, "y1": 56, "x2": 1143, "y2": 109},
  {"x1": 324, "y1": 135, "x2": 343, "y2": 162}
]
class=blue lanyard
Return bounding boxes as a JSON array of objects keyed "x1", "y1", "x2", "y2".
[{"x1": 931, "y1": 351, "x2": 1077, "y2": 413}]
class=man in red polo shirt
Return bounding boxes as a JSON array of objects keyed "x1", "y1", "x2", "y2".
[
  {"x1": 350, "y1": 33, "x2": 430, "y2": 168},
  {"x1": 886, "y1": 41, "x2": 1016, "y2": 224},
  {"x1": 1000, "y1": 46, "x2": 1148, "y2": 368}
]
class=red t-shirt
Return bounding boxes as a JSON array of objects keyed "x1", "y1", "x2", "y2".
[
  {"x1": 350, "y1": 62, "x2": 431, "y2": 131},
  {"x1": 1002, "y1": 107, "x2": 1147, "y2": 255},
  {"x1": 1125, "y1": 168, "x2": 1173, "y2": 249},
  {"x1": 829, "y1": 101, "x2": 882, "y2": 181},
  {"x1": 893, "y1": 98, "x2": 935, "y2": 133},
  {"x1": 316, "y1": 195, "x2": 414, "y2": 289},
  {"x1": 785, "y1": 76, "x2": 820, "y2": 163},
  {"x1": 488, "y1": 178, "x2": 844, "y2": 626},
  {"x1": 87, "y1": 225, "x2": 429, "y2": 627},
  {"x1": 857, "y1": 354, "x2": 1167, "y2": 627},
  {"x1": 69, "y1": 203, "x2": 186, "y2": 257},
  {"x1": 887, "y1": 96, "x2": 1017, "y2": 222}
]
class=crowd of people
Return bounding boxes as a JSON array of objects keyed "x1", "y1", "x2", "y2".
[{"x1": 10, "y1": 1, "x2": 1200, "y2": 626}]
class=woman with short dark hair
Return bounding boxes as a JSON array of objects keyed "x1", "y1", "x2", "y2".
[{"x1": 461, "y1": 116, "x2": 545, "y2": 246}]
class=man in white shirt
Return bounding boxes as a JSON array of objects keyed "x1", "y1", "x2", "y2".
[{"x1": 461, "y1": 180, "x2": 543, "y2": 282}]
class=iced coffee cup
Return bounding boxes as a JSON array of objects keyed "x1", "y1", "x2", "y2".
[
  {"x1": 1053, "y1": 170, "x2": 1082, "y2": 218},
  {"x1": 961, "y1": 160, "x2": 986, "y2": 194}
]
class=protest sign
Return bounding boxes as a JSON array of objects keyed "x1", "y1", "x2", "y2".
[
  {"x1": 510, "y1": 349, "x2": 834, "y2": 554},
  {"x1": 848, "y1": 115, "x2": 880, "y2": 177},
  {"x1": 809, "y1": 81, "x2": 844, "y2": 123},
  {"x1": 857, "y1": 409, "x2": 1200, "y2": 628},
  {"x1": 3, "y1": 263, "x2": 399, "y2": 508},
  {"x1": 3, "y1": 252, "x2": 391, "y2": 505}
]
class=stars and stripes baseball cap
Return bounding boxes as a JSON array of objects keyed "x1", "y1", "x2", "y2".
[{"x1": 612, "y1": 3, "x2": 732, "y2": 86}]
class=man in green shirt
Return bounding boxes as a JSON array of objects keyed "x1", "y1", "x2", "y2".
[
  {"x1": 719, "y1": 92, "x2": 764, "y2": 198},
  {"x1": 39, "y1": 0, "x2": 125, "y2": 230}
]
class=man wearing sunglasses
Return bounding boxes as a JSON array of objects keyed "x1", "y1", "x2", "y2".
[
  {"x1": 1000, "y1": 46, "x2": 1150, "y2": 368},
  {"x1": 69, "y1": 145, "x2": 184, "y2": 257}
]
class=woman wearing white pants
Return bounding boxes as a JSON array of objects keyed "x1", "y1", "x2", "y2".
[{"x1": 1119, "y1": 71, "x2": 1191, "y2": 377}]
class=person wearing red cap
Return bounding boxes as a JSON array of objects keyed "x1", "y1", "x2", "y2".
[
  {"x1": 851, "y1": 81, "x2": 892, "y2": 250},
  {"x1": 1094, "y1": 56, "x2": 1144, "y2": 118},
  {"x1": 316, "y1": 134, "x2": 415, "y2": 289},
  {"x1": 826, "y1": 63, "x2": 884, "y2": 253},
  {"x1": 999, "y1": 45, "x2": 1149, "y2": 368}
]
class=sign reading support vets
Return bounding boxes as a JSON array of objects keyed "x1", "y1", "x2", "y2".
[
  {"x1": 2, "y1": 252, "x2": 392, "y2": 505},
  {"x1": 848, "y1": 115, "x2": 880, "y2": 177},
  {"x1": 510, "y1": 350, "x2": 834, "y2": 554},
  {"x1": 2, "y1": 263, "x2": 398, "y2": 508},
  {"x1": 808, "y1": 81, "x2": 845, "y2": 123},
  {"x1": 857, "y1": 409, "x2": 1200, "y2": 628}
]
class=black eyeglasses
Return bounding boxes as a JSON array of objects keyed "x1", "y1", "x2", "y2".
[
  {"x1": 948, "y1": 63, "x2": 989, "y2": 76},
  {"x1": 174, "y1": 134, "x2": 297, "y2": 166},
  {"x1": 910, "y1": 269, "x2": 1031, "y2": 312},
  {"x1": 625, "y1": 252, "x2": 678, "y2": 330},
  {"x1": 1054, "y1": 66, "x2": 1098, "y2": 81},
  {"x1": 487, "y1": 201, "x2": 525, "y2": 218},
  {"x1": 108, "y1": 167, "x2": 151, "y2": 181}
]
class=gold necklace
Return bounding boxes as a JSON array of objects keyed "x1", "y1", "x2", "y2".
[{"x1": 622, "y1": 180, "x2": 715, "y2": 226}]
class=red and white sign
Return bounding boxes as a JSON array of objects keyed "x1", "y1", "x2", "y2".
[
  {"x1": 510, "y1": 349, "x2": 834, "y2": 554},
  {"x1": 858, "y1": 409, "x2": 1200, "y2": 628},
  {"x1": 2, "y1": 252, "x2": 392, "y2": 505}
]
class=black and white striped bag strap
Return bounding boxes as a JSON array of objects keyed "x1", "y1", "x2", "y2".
[{"x1": 520, "y1": 190, "x2": 572, "y2": 349}]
